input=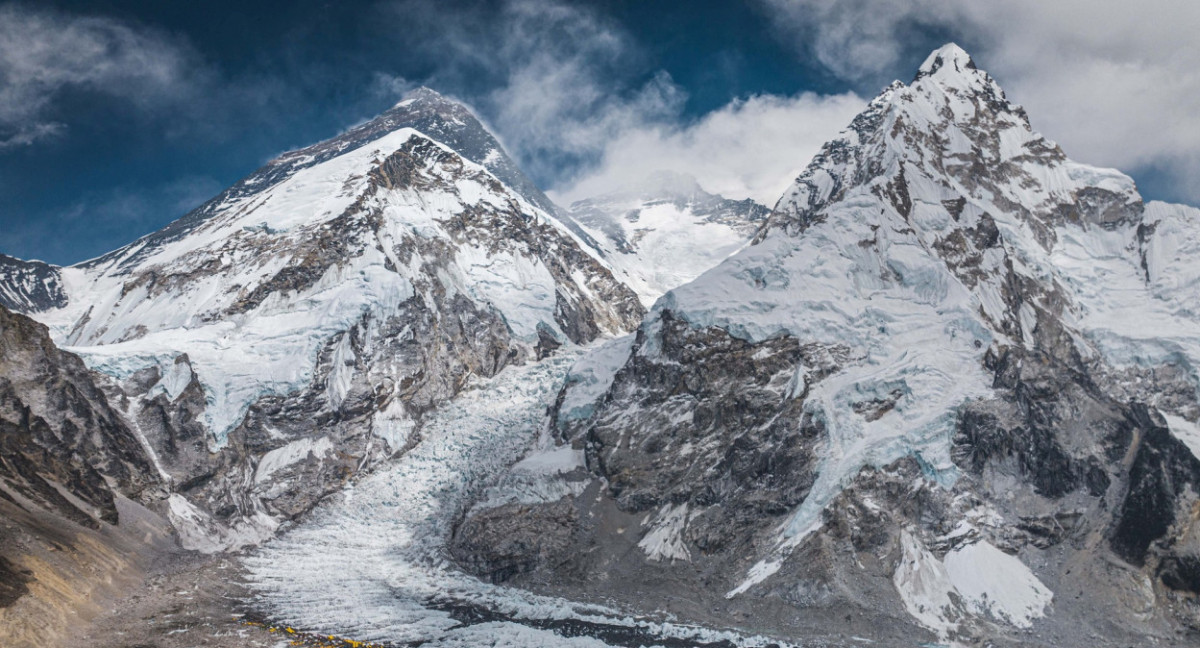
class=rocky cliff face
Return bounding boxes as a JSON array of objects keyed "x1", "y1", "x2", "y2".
[
  {"x1": 0, "y1": 305, "x2": 176, "y2": 648},
  {"x1": 450, "y1": 44, "x2": 1200, "y2": 646},
  {"x1": 0, "y1": 305, "x2": 161, "y2": 527},
  {"x1": 10, "y1": 88, "x2": 644, "y2": 552},
  {"x1": 0, "y1": 255, "x2": 66, "y2": 314}
]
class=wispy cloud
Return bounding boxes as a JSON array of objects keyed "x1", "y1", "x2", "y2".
[
  {"x1": 376, "y1": 0, "x2": 864, "y2": 205},
  {"x1": 757, "y1": 0, "x2": 1200, "y2": 203},
  {"x1": 0, "y1": 3, "x2": 205, "y2": 148}
]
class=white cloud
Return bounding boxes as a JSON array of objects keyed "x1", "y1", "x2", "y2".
[
  {"x1": 551, "y1": 91, "x2": 865, "y2": 207},
  {"x1": 380, "y1": 0, "x2": 685, "y2": 185},
  {"x1": 758, "y1": 0, "x2": 1200, "y2": 202},
  {"x1": 0, "y1": 3, "x2": 201, "y2": 148}
]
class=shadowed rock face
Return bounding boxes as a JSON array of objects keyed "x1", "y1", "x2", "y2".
[
  {"x1": 450, "y1": 498, "x2": 580, "y2": 584},
  {"x1": 580, "y1": 311, "x2": 821, "y2": 526},
  {"x1": 0, "y1": 255, "x2": 66, "y2": 313},
  {"x1": 0, "y1": 555, "x2": 32, "y2": 608},
  {"x1": 0, "y1": 305, "x2": 178, "y2": 648},
  {"x1": 0, "y1": 306, "x2": 161, "y2": 527}
]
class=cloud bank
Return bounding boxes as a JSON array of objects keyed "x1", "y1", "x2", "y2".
[
  {"x1": 551, "y1": 91, "x2": 864, "y2": 207},
  {"x1": 12, "y1": 0, "x2": 1195, "y2": 222}
]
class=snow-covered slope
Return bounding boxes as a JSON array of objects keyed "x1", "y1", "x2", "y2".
[
  {"x1": 564, "y1": 171, "x2": 768, "y2": 305},
  {"x1": 20, "y1": 87, "x2": 644, "y2": 551},
  {"x1": 51, "y1": 125, "x2": 638, "y2": 442},
  {"x1": 452, "y1": 44, "x2": 1200, "y2": 646}
]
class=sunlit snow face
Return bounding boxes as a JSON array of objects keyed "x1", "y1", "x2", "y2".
[{"x1": 50, "y1": 125, "x2": 622, "y2": 446}]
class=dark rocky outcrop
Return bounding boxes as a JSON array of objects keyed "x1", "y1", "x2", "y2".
[
  {"x1": 0, "y1": 305, "x2": 176, "y2": 647},
  {"x1": 0, "y1": 306, "x2": 162, "y2": 526},
  {"x1": 0, "y1": 254, "x2": 66, "y2": 313}
]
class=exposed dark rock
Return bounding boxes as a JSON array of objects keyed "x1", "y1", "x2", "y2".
[
  {"x1": 0, "y1": 306, "x2": 161, "y2": 527},
  {"x1": 450, "y1": 498, "x2": 579, "y2": 583},
  {"x1": 0, "y1": 254, "x2": 67, "y2": 313},
  {"x1": 0, "y1": 555, "x2": 32, "y2": 608},
  {"x1": 1110, "y1": 406, "x2": 1200, "y2": 567}
]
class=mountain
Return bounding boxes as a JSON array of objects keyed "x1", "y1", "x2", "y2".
[
  {"x1": 449, "y1": 44, "x2": 1200, "y2": 646},
  {"x1": 8, "y1": 43, "x2": 1200, "y2": 648},
  {"x1": 564, "y1": 171, "x2": 769, "y2": 306},
  {"x1": 5, "y1": 86, "x2": 644, "y2": 554}
]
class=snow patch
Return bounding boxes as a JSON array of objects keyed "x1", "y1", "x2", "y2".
[
  {"x1": 557, "y1": 334, "x2": 635, "y2": 422},
  {"x1": 944, "y1": 540, "x2": 1053, "y2": 628},
  {"x1": 254, "y1": 436, "x2": 336, "y2": 484},
  {"x1": 638, "y1": 503, "x2": 692, "y2": 563},
  {"x1": 893, "y1": 529, "x2": 961, "y2": 637}
]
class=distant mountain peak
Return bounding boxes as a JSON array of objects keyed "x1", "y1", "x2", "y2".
[{"x1": 81, "y1": 85, "x2": 561, "y2": 271}]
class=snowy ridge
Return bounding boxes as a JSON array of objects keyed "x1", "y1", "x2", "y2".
[
  {"x1": 41, "y1": 126, "x2": 635, "y2": 446},
  {"x1": 0, "y1": 254, "x2": 66, "y2": 313}
]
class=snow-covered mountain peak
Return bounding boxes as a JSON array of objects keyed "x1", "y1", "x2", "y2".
[
  {"x1": 78, "y1": 85, "x2": 559, "y2": 276},
  {"x1": 16, "y1": 83, "x2": 646, "y2": 461},
  {"x1": 767, "y1": 42, "x2": 1139, "y2": 245},
  {"x1": 546, "y1": 44, "x2": 1200, "y2": 641},
  {"x1": 392, "y1": 85, "x2": 454, "y2": 108},
  {"x1": 2, "y1": 81, "x2": 645, "y2": 553},
  {"x1": 915, "y1": 42, "x2": 976, "y2": 79}
]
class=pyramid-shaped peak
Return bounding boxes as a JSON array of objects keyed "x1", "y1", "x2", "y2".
[{"x1": 915, "y1": 43, "x2": 978, "y2": 80}]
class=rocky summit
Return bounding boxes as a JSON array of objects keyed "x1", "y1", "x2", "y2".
[{"x1": 2, "y1": 44, "x2": 1200, "y2": 648}]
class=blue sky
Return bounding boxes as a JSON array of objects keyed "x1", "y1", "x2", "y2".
[{"x1": 2, "y1": 1, "x2": 1197, "y2": 265}]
